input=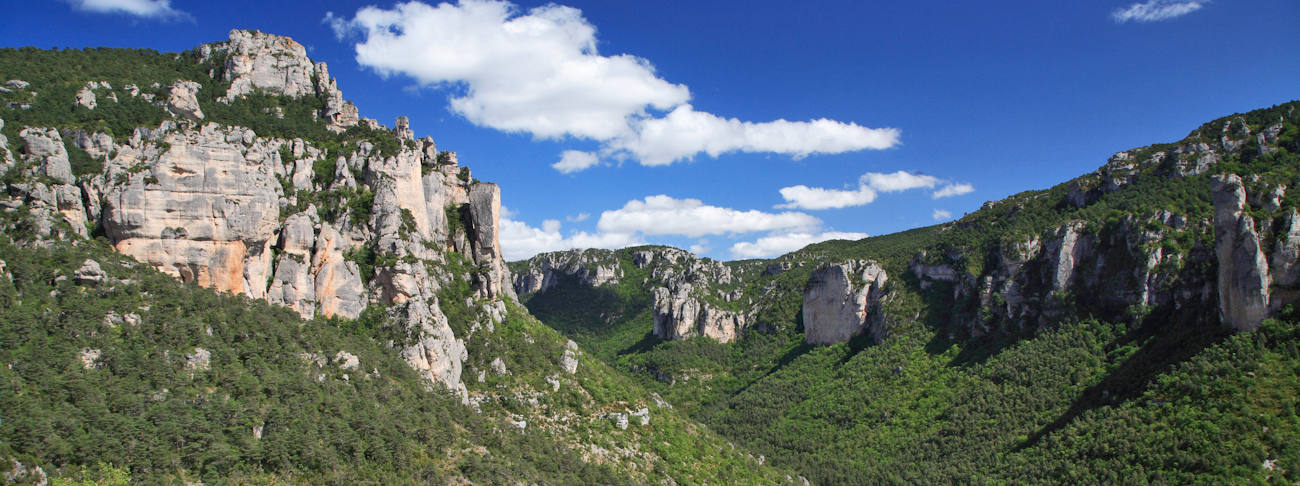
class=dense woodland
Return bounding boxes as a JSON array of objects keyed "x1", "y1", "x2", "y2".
[
  {"x1": 519, "y1": 102, "x2": 1300, "y2": 484},
  {"x1": 0, "y1": 44, "x2": 796, "y2": 484},
  {"x1": 5, "y1": 40, "x2": 1300, "y2": 485}
]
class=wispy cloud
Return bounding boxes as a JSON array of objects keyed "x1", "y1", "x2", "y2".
[
  {"x1": 932, "y1": 183, "x2": 974, "y2": 199},
  {"x1": 1112, "y1": 0, "x2": 1206, "y2": 23},
  {"x1": 776, "y1": 170, "x2": 973, "y2": 210},
  {"x1": 932, "y1": 209, "x2": 953, "y2": 220},
  {"x1": 65, "y1": 0, "x2": 190, "y2": 20},
  {"x1": 501, "y1": 194, "x2": 833, "y2": 260},
  {"x1": 327, "y1": 0, "x2": 899, "y2": 171},
  {"x1": 598, "y1": 195, "x2": 819, "y2": 238}
]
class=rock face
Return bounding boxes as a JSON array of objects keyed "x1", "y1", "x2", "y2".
[
  {"x1": 651, "y1": 285, "x2": 747, "y2": 343},
  {"x1": 512, "y1": 248, "x2": 624, "y2": 295},
  {"x1": 166, "y1": 80, "x2": 204, "y2": 121},
  {"x1": 1211, "y1": 174, "x2": 1272, "y2": 331},
  {"x1": 203, "y1": 29, "x2": 359, "y2": 131},
  {"x1": 802, "y1": 261, "x2": 888, "y2": 345},
  {"x1": 0, "y1": 31, "x2": 518, "y2": 399},
  {"x1": 515, "y1": 246, "x2": 751, "y2": 343},
  {"x1": 73, "y1": 259, "x2": 107, "y2": 285}
]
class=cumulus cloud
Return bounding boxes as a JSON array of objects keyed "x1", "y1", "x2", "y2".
[
  {"x1": 500, "y1": 195, "x2": 832, "y2": 260},
  {"x1": 776, "y1": 170, "x2": 971, "y2": 210},
  {"x1": 861, "y1": 170, "x2": 941, "y2": 192},
  {"x1": 598, "y1": 195, "x2": 819, "y2": 237},
  {"x1": 729, "y1": 231, "x2": 869, "y2": 259},
  {"x1": 552, "y1": 150, "x2": 601, "y2": 174},
  {"x1": 565, "y1": 212, "x2": 590, "y2": 223},
  {"x1": 329, "y1": 0, "x2": 899, "y2": 168},
  {"x1": 932, "y1": 183, "x2": 974, "y2": 199},
  {"x1": 612, "y1": 105, "x2": 901, "y2": 166},
  {"x1": 689, "y1": 240, "x2": 712, "y2": 255},
  {"x1": 500, "y1": 217, "x2": 642, "y2": 261},
  {"x1": 65, "y1": 0, "x2": 189, "y2": 19},
  {"x1": 1112, "y1": 0, "x2": 1206, "y2": 23},
  {"x1": 775, "y1": 185, "x2": 877, "y2": 210},
  {"x1": 932, "y1": 209, "x2": 953, "y2": 220}
]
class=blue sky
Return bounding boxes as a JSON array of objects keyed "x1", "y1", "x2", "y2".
[{"x1": 5, "y1": 0, "x2": 1299, "y2": 261}]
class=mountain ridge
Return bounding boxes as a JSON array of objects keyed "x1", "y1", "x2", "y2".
[
  {"x1": 512, "y1": 99, "x2": 1300, "y2": 483},
  {"x1": 0, "y1": 30, "x2": 798, "y2": 484}
]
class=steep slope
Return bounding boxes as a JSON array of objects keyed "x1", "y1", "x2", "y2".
[
  {"x1": 0, "y1": 31, "x2": 794, "y2": 484},
  {"x1": 515, "y1": 101, "x2": 1300, "y2": 483}
]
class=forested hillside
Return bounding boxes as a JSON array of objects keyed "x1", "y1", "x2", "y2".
[
  {"x1": 0, "y1": 32, "x2": 794, "y2": 484},
  {"x1": 515, "y1": 101, "x2": 1300, "y2": 484}
]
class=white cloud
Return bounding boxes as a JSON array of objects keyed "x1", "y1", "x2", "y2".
[
  {"x1": 729, "y1": 231, "x2": 869, "y2": 259},
  {"x1": 776, "y1": 170, "x2": 970, "y2": 210},
  {"x1": 501, "y1": 195, "x2": 825, "y2": 260},
  {"x1": 565, "y1": 212, "x2": 590, "y2": 223},
  {"x1": 500, "y1": 217, "x2": 642, "y2": 261},
  {"x1": 611, "y1": 105, "x2": 900, "y2": 166},
  {"x1": 552, "y1": 150, "x2": 601, "y2": 173},
  {"x1": 66, "y1": 0, "x2": 188, "y2": 19},
  {"x1": 932, "y1": 209, "x2": 953, "y2": 220},
  {"x1": 932, "y1": 183, "x2": 974, "y2": 199},
  {"x1": 688, "y1": 240, "x2": 711, "y2": 255},
  {"x1": 330, "y1": 0, "x2": 899, "y2": 167},
  {"x1": 598, "y1": 195, "x2": 820, "y2": 238},
  {"x1": 775, "y1": 185, "x2": 877, "y2": 210},
  {"x1": 861, "y1": 170, "x2": 941, "y2": 192},
  {"x1": 1112, "y1": 0, "x2": 1206, "y2": 23}
]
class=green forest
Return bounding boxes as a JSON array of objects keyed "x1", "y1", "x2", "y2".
[{"x1": 516, "y1": 102, "x2": 1300, "y2": 484}]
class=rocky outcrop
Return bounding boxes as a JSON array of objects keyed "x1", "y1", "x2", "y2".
[
  {"x1": 104, "y1": 124, "x2": 281, "y2": 298},
  {"x1": 1211, "y1": 174, "x2": 1272, "y2": 331},
  {"x1": 203, "y1": 29, "x2": 359, "y2": 131},
  {"x1": 75, "y1": 84, "x2": 96, "y2": 109},
  {"x1": 512, "y1": 249, "x2": 624, "y2": 295},
  {"x1": 0, "y1": 33, "x2": 517, "y2": 399},
  {"x1": 802, "y1": 260, "x2": 888, "y2": 345},
  {"x1": 73, "y1": 259, "x2": 106, "y2": 285},
  {"x1": 651, "y1": 284, "x2": 747, "y2": 343},
  {"x1": 166, "y1": 80, "x2": 204, "y2": 121},
  {"x1": 516, "y1": 246, "x2": 750, "y2": 343}
]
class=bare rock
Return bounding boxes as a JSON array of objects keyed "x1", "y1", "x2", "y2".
[
  {"x1": 185, "y1": 347, "x2": 211, "y2": 371},
  {"x1": 166, "y1": 80, "x2": 204, "y2": 121},
  {"x1": 803, "y1": 260, "x2": 888, "y2": 345},
  {"x1": 73, "y1": 259, "x2": 107, "y2": 285},
  {"x1": 334, "y1": 351, "x2": 360, "y2": 370},
  {"x1": 212, "y1": 29, "x2": 319, "y2": 102},
  {"x1": 75, "y1": 83, "x2": 96, "y2": 109},
  {"x1": 79, "y1": 347, "x2": 102, "y2": 369},
  {"x1": 103, "y1": 127, "x2": 279, "y2": 299},
  {"x1": 21, "y1": 127, "x2": 74, "y2": 184},
  {"x1": 1211, "y1": 174, "x2": 1271, "y2": 331},
  {"x1": 562, "y1": 340, "x2": 579, "y2": 374},
  {"x1": 393, "y1": 116, "x2": 414, "y2": 141},
  {"x1": 1272, "y1": 209, "x2": 1300, "y2": 287}
]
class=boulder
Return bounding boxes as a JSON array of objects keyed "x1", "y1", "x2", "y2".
[
  {"x1": 166, "y1": 80, "x2": 204, "y2": 121},
  {"x1": 75, "y1": 84, "x2": 96, "y2": 109},
  {"x1": 73, "y1": 259, "x2": 107, "y2": 285}
]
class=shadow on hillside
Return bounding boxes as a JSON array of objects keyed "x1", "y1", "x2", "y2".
[
  {"x1": 522, "y1": 275, "x2": 650, "y2": 336},
  {"x1": 1015, "y1": 303, "x2": 1232, "y2": 451},
  {"x1": 618, "y1": 331, "x2": 662, "y2": 356}
]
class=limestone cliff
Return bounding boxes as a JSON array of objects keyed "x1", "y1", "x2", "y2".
[
  {"x1": 909, "y1": 106, "x2": 1299, "y2": 337},
  {"x1": 802, "y1": 260, "x2": 888, "y2": 345},
  {"x1": 513, "y1": 246, "x2": 752, "y2": 343},
  {"x1": 0, "y1": 30, "x2": 517, "y2": 399}
]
